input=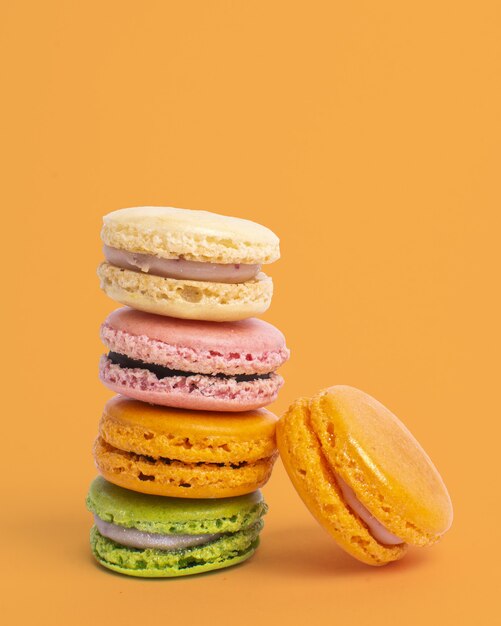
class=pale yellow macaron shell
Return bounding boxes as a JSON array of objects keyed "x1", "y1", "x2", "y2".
[
  {"x1": 277, "y1": 398, "x2": 407, "y2": 566},
  {"x1": 101, "y1": 206, "x2": 280, "y2": 264},
  {"x1": 311, "y1": 386, "x2": 453, "y2": 546},
  {"x1": 97, "y1": 262, "x2": 273, "y2": 322}
]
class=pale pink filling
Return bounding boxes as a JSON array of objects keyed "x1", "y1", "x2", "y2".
[
  {"x1": 99, "y1": 355, "x2": 283, "y2": 404},
  {"x1": 100, "y1": 323, "x2": 289, "y2": 376},
  {"x1": 94, "y1": 515, "x2": 222, "y2": 550},
  {"x1": 104, "y1": 246, "x2": 261, "y2": 283},
  {"x1": 336, "y1": 475, "x2": 404, "y2": 546}
]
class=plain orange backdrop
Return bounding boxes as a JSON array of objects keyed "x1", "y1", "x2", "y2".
[{"x1": 1, "y1": 2, "x2": 500, "y2": 625}]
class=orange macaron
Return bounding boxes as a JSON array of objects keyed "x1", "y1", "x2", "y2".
[
  {"x1": 94, "y1": 396, "x2": 279, "y2": 499},
  {"x1": 277, "y1": 385, "x2": 453, "y2": 565}
]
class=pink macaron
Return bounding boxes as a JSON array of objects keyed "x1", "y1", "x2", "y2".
[{"x1": 99, "y1": 307, "x2": 290, "y2": 411}]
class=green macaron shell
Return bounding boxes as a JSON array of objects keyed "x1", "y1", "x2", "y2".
[
  {"x1": 86, "y1": 476, "x2": 267, "y2": 535},
  {"x1": 90, "y1": 522, "x2": 262, "y2": 577}
]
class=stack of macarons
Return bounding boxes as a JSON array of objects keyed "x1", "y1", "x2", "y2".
[{"x1": 87, "y1": 206, "x2": 289, "y2": 577}]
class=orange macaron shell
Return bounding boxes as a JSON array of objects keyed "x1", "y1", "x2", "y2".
[{"x1": 94, "y1": 396, "x2": 279, "y2": 498}]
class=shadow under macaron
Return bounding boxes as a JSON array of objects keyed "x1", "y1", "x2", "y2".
[{"x1": 259, "y1": 525, "x2": 431, "y2": 578}]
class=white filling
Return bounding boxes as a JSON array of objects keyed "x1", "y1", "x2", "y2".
[
  {"x1": 336, "y1": 476, "x2": 404, "y2": 546},
  {"x1": 103, "y1": 246, "x2": 261, "y2": 283},
  {"x1": 94, "y1": 515, "x2": 224, "y2": 550}
]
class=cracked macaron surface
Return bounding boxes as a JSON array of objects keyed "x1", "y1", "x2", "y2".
[
  {"x1": 277, "y1": 385, "x2": 453, "y2": 566},
  {"x1": 86, "y1": 476, "x2": 267, "y2": 577},
  {"x1": 94, "y1": 396, "x2": 279, "y2": 498},
  {"x1": 98, "y1": 206, "x2": 280, "y2": 321},
  {"x1": 99, "y1": 307, "x2": 289, "y2": 411}
]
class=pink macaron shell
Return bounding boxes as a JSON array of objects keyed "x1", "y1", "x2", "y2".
[
  {"x1": 101, "y1": 307, "x2": 289, "y2": 376},
  {"x1": 99, "y1": 355, "x2": 283, "y2": 411}
]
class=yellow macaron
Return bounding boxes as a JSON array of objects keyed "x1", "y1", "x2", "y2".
[
  {"x1": 98, "y1": 206, "x2": 280, "y2": 321},
  {"x1": 277, "y1": 385, "x2": 453, "y2": 566},
  {"x1": 94, "y1": 396, "x2": 279, "y2": 498}
]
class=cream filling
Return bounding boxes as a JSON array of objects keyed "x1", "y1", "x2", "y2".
[
  {"x1": 94, "y1": 515, "x2": 224, "y2": 550},
  {"x1": 336, "y1": 475, "x2": 404, "y2": 546},
  {"x1": 103, "y1": 246, "x2": 261, "y2": 284}
]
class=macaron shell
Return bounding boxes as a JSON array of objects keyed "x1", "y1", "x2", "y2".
[
  {"x1": 102, "y1": 206, "x2": 280, "y2": 264},
  {"x1": 99, "y1": 356, "x2": 283, "y2": 412},
  {"x1": 277, "y1": 398, "x2": 407, "y2": 566},
  {"x1": 90, "y1": 524, "x2": 261, "y2": 577},
  {"x1": 94, "y1": 436, "x2": 277, "y2": 498},
  {"x1": 311, "y1": 386, "x2": 453, "y2": 545},
  {"x1": 86, "y1": 476, "x2": 266, "y2": 535},
  {"x1": 101, "y1": 307, "x2": 289, "y2": 375},
  {"x1": 98, "y1": 262, "x2": 273, "y2": 321},
  {"x1": 100, "y1": 396, "x2": 278, "y2": 463}
]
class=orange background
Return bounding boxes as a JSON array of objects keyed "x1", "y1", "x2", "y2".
[{"x1": 1, "y1": 2, "x2": 500, "y2": 624}]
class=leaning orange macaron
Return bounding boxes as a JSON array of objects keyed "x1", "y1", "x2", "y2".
[
  {"x1": 277, "y1": 385, "x2": 453, "y2": 566},
  {"x1": 94, "y1": 396, "x2": 279, "y2": 499}
]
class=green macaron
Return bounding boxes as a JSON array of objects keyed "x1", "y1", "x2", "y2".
[{"x1": 86, "y1": 476, "x2": 267, "y2": 577}]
